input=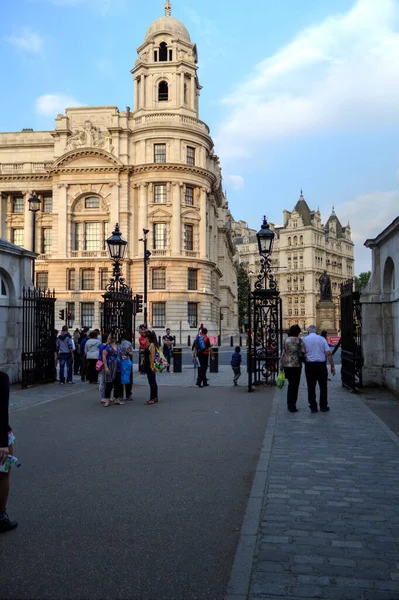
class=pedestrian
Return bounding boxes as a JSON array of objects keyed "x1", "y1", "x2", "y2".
[
  {"x1": 98, "y1": 334, "x2": 108, "y2": 404},
  {"x1": 0, "y1": 371, "x2": 17, "y2": 533},
  {"x1": 56, "y1": 325, "x2": 74, "y2": 384},
  {"x1": 73, "y1": 328, "x2": 80, "y2": 375},
  {"x1": 303, "y1": 325, "x2": 336, "y2": 413},
  {"x1": 144, "y1": 330, "x2": 159, "y2": 405},
  {"x1": 138, "y1": 324, "x2": 149, "y2": 374},
  {"x1": 231, "y1": 346, "x2": 242, "y2": 386},
  {"x1": 120, "y1": 331, "x2": 133, "y2": 401},
  {"x1": 320, "y1": 331, "x2": 332, "y2": 381},
  {"x1": 162, "y1": 327, "x2": 174, "y2": 373},
  {"x1": 85, "y1": 331, "x2": 101, "y2": 384},
  {"x1": 193, "y1": 325, "x2": 213, "y2": 388},
  {"x1": 102, "y1": 334, "x2": 124, "y2": 407},
  {"x1": 94, "y1": 328, "x2": 102, "y2": 342},
  {"x1": 280, "y1": 324, "x2": 306, "y2": 412},
  {"x1": 79, "y1": 328, "x2": 89, "y2": 382}
]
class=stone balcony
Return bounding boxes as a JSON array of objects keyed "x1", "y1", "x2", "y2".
[
  {"x1": 133, "y1": 113, "x2": 210, "y2": 135},
  {"x1": 0, "y1": 162, "x2": 53, "y2": 174}
]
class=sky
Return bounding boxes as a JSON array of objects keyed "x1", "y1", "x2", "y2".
[{"x1": 1, "y1": 0, "x2": 399, "y2": 274}]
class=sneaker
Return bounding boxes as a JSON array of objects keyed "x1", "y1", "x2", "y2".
[
  {"x1": 67, "y1": 381, "x2": 74, "y2": 384},
  {"x1": 59, "y1": 382, "x2": 65, "y2": 385},
  {"x1": 233, "y1": 381, "x2": 238, "y2": 386},
  {"x1": 310, "y1": 408, "x2": 318, "y2": 413},
  {"x1": 0, "y1": 513, "x2": 18, "y2": 534},
  {"x1": 320, "y1": 406, "x2": 330, "y2": 412}
]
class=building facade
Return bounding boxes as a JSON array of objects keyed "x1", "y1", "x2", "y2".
[
  {"x1": 0, "y1": 3, "x2": 238, "y2": 339},
  {"x1": 232, "y1": 193, "x2": 355, "y2": 331}
]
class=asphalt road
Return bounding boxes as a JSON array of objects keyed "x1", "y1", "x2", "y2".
[{"x1": 1, "y1": 384, "x2": 273, "y2": 600}]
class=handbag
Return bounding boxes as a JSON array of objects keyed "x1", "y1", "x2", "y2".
[
  {"x1": 276, "y1": 371, "x2": 285, "y2": 389},
  {"x1": 95, "y1": 359, "x2": 104, "y2": 372}
]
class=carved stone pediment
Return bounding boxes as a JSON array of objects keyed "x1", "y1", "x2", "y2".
[
  {"x1": 148, "y1": 207, "x2": 172, "y2": 219},
  {"x1": 65, "y1": 120, "x2": 113, "y2": 152},
  {"x1": 49, "y1": 148, "x2": 125, "y2": 173}
]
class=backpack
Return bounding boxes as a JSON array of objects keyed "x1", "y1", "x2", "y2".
[{"x1": 194, "y1": 335, "x2": 206, "y2": 353}]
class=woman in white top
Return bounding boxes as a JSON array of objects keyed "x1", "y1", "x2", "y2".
[{"x1": 85, "y1": 331, "x2": 101, "y2": 384}]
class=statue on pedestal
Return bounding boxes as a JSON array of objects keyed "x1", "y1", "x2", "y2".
[{"x1": 319, "y1": 270, "x2": 332, "y2": 302}]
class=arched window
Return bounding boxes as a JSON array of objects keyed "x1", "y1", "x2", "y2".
[
  {"x1": 0, "y1": 276, "x2": 7, "y2": 297},
  {"x1": 159, "y1": 42, "x2": 168, "y2": 62},
  {"x1": 158, "y1": 81, "x2": 168, "y2": 102},
  {"x1": 294, "y1": 236, "x2": 298, "y2": 246},
  {"x1": 300, "y1": 235, "x2": 303, "y2": 245},
  {"x1": 184, "y1": 83, "x2": 188, "y2": 105},
  {"x1": 288, "y1": 237, "x2": 291, "y2": 246},
  {"x1": 383, "y1": 257, "x2": 395, "y2": 293}
]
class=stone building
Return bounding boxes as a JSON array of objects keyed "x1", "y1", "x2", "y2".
[
  {"x1": 232, "y1": 193, "x2": 355, "y2": 331},
  {"x1": 0, "y1": 239, "x2": 35, "y2": 383},
  {"x1": 0, "y1": 2, "x2": 238, "y2": 339},
  {"x1": 361, "y1": 217, "x2": 399, "y2": 395}
]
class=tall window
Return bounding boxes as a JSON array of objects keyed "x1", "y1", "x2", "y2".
[
  {"x1": 36, "y1": 272, "x2": 48, "y2": 289},
  {"x1": 67, "y1": 302, "x2": 75, "y2": 320},
  {"x1": 154, "y1": 184, "x2": 167, "y2": 204},
  {"x1": 12, "y1": 196, "x2": 24, "y2": 213},
  {"x1": 186, "y1": 146, "x2": 195, "y2": 166},
  {"x1": 100, "y1": 268, "x2": 109, "y2": 290},
  {"x1": 81, "y1": 303, "x2": 94, "y2": 328},
  {"x1": 42, "y1": 228, "x2": 52, "y2": 254},
  {"x1": 153, "y1": 223, "x2": 167, "y2": 249},
  {"x1": 43, "y1": 196, "x2": 53, "y2": 213},
  {"x1": 159, "y1": 42, "x2": 168, "y2": 62},
  {"x1": 12, "y1": 229, "x2": 24, "y2": 247},
  {"x1": 154, "y1": 144, "x2": 166, "y2": 163},
  {"x1": 152, "y1": 302, "x2": 166, "y2": 327},
  {"x1": 185, "y1": 186, "x2": 194, "y2": 206},
  {"x1": 81, "y1": 269, "x2": 95, "y2": 290},
  {"x1": 188, "y1": 268, "x2": 198, "y2": 290},
  {"x1": 152, "y1": 268, "x2": 166, "y2": 289},
  {"x1": 85, "y1": 222, "x2": 101, "y2": 251},
  {"x1": 67, "y1": 269, "x2": 76, "y2": 291},
  {"x1": 85, "y1": 197, "x2": 100, "y2": 209},
  {"x1": 184, "y1": 224, "x2": 194, "y2": 251},
  {"x1": 188, "y1": 302, "x2": 198, "y2": 328},
  {"x1": 158, "y1": 81, "x2": 168, "y2": 101}
]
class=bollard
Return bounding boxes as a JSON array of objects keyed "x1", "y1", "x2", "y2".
[
  {"x1": 230, "y1": 336, "x2": 233, "y2": 347},
  {"x1": 239, "y1": 336, "x2": 242, "y2": 347},
  {"x1": 218, "y1": 334, "x2": 221, "y2": 347},
  {"x1": 188, "y1": 335, "x2": 191, "y2": 347},
  {"x1": 210, "y1": 347, "x2": 219, "y2": 373},
  {"x1": 158, "y1": 335, "x2": 161, "y2": 347},
  {"x1": 173, "y1": 348, "x2": 182, "y2": 373}
]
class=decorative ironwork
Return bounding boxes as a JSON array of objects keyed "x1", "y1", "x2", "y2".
[
  {"x1": 254, "y1": 255, "x2": 278, "y2": 292},
  {"x1": 105, "y1": 260, "x2": 131, "y2": 295},
  {"x1": 340, "y1": 279, "x2": 363, "y2": 392},
  {"x1": 102, "y1": 289, "x2": 133, "y2": 342},
  {"x1": 22, "y1": 287, "x2": 56, "y2": 388}
]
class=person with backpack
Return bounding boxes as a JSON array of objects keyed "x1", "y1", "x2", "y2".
[
  {"x1": 193, "y1": 325, "x2": 213, "y2": 388},
  {"x1": 231, "y1": 346, "x2": 242, "y2": 386}
]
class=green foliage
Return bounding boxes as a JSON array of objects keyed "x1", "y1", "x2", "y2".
[
  {"x1": 237, "y1": 266, "x2": 250, "y2": 329},
  {"x1": 355, "y1": 271, "x2": 371, "y2": 293}
]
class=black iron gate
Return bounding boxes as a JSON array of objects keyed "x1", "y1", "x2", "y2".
[
  {"x1": 340, "y1": 280, "x2": 363, "y2": 392},
  {"x1": 22, "y1": 287, "x2": 56, "y2": 388},
  {"x1": 248, "y1": 288, "x2": 283, "y2": 390},
  {"x1": 102, "y1": 289, "x2": 133, "y2": 342}
]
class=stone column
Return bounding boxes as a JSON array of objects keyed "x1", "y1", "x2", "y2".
[
  {"x1": 180, "y1": 72, "x2": 185, "y2": 107},
  {"x1": 110, "y1": 183, "x2": 121, "y2": 233},
  {"x1": 134, "y1": 78, "x2": 139, "y2": 111},
  {"x1": 57, "y1": 183, "x2": 68, "y2": 258},
  {"x1": 0, "y1": 193, "x2": 7, "y2": 239},
  {"x1": 138, "y1": 183, "x2": 148, "y2": 238},
  {"x1": 171, "y1": 182, "x2": 181, "y2": 255},
  {"x1": 140, "y1": 75, "x2": 145, "y2": 110},
  {"x1": 199, "y1": 188, "x2": 208, "y2": 259},
  {"x1": 23, "y1": 190, "x2": 34, "y2": 252}
]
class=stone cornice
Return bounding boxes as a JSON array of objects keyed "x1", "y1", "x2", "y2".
[
  {"x1": 0, "y1": 174, "x2": 51, "y2": 182},
  {"x1": 133, "y1": 163, "x2": 216, "y2": 185},
  {"x1": 48, "y1": 148, "x2": 126, "y2": 173}
]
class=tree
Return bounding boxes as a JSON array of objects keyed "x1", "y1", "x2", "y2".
[
  {"x1": 237, "y1": 265, "x2": 250, "y2": 330},
  {"x1": 354, "y1": 271, "x2": 371, "y2": 293}
]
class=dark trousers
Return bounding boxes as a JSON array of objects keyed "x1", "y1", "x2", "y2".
[
  {"x1": 59, "y1": 353, "x2": 73, "y2": 383},
  {"x1": 197, "y1": 353, "x2": 209, "y2": 386},
  {"x1": 80, "y1": 356, "x2": 87, "y2": 381},
  {"x1": 305, "y1": 362, "x2": 328, "y2": 409},
  {"x1": 146, "y1": 366, "x2": 158, "y2": 400},
  {"x1": 87, "y1": 359, "x2": 99, "y2": 384},
  {"x1": 73, "y1": 350, "x2": 80, "y2": 374},
  {"x1": 163, "y1": 347, "x2": 171, "y2": 372},
  {"x1": 104, "y1": 371, "x2": 123, "y2": 400},
  {"x1": 284, "y1": 366, "x2": 302, "y2": 409}
]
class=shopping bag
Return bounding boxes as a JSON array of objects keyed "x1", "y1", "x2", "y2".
[
  {"x1": 276, "y1": 371, "x2": 285, "y2": 389},
  {"x1": 154, "y1": 348, "x2": 169, "y2": 372}
]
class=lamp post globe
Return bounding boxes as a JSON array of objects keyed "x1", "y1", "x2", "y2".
[
  {"x1": 106, "y1": 223, "x2": 128, "y2": 262},
  {"x1": 28, "y1": 192, "x2": 41, "y2": 213},
  {"x1": 256, "y1": 215, "x2": 274, "y2": 257}
]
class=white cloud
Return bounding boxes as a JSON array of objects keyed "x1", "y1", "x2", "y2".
[
  {"x1": 5, "y1": 28, "x2": 44, "y2": 53},
  {"x1": 226, "y1": 175, "x2": 245, "y2": 190},
  {"x1": 35, "y1": 93, "x2": 83, "y2": 116},
  {"x1": 335, "y1": 190, "x2": 399, "y2": 273},
  {"x1": 216, "y1": 0, "x2": 399, "y2": 159}
]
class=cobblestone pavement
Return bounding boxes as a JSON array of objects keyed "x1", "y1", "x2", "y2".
[{"x1": 227, "y1": 374, "x2": 399, "y2": 600}]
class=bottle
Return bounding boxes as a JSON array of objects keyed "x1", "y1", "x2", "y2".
[{"x1": 0, "y1": 456, "x2": 21, "y2": 473}]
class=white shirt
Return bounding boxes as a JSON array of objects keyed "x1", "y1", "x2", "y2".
[{"x1": 303, "y1": 333, "x2": 330, "y2": 362}]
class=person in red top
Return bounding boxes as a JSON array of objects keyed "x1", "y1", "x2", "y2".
[{"x1": 194, "y1": 326, "x2": 213, "y2": 388}]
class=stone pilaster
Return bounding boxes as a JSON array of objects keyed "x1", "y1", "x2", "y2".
[
  {"x1": 171, "y1": 181, "x2": 181, "y2": 255},
  {"x1": 199, "y1": 188, "x2": 208, "y2": 259},
  {"x1": 23, "y1": 189, "x2": 34, "y2": 252},
  {"x1": 57, "y1": 183, "x2": 68, "y2": 258}
]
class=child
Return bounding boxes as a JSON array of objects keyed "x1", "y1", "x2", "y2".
[{"x1": 231, "y1": 346, "x2": 242, "y2": 386}]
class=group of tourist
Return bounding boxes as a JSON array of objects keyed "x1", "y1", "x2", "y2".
[{"x1": 280, "y1": 324, "x2": 336, "y2": 413}]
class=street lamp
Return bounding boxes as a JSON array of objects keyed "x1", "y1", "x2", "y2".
[
  {"x1": 254, "y1": 216, "x2": 276, "y2": 291},
  {"x1": 105, "y1": 223, "x2": 129, "y2": 293},
  {"x1": 139, "y1": 228, "x2": 151, "y2": 327},
  {"x1": 28, "y1": 191, "x2": 41, "y2": 284}
]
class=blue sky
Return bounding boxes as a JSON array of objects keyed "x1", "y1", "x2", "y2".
[{"x1": 1, "y1": 0, "x2": 399, "y2": 273}]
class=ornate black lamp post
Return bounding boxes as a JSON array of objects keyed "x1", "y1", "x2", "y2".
[
  {"x1": 28, "y1": 192, "x2": 41, "y2": 284},
  {"x1": 105, "y1": 223, "x2": 129, "y2": 293},
  {"x1": 254, "y1": 215, "x2": 276, "y2": 291},
  {"x1": 139, "y1": 228, "x2": 151, "y2": 327}
]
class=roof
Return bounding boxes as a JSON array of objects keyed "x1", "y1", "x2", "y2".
[
  {"x1": 325, "y1": 209, "x2": 346, "y2": 239},
  {"x1": 145, "y1": 15, "x2": 191, "y2": 42},
  {"x1": 364, "y1": 216, "x2": 399, "y2": 248},
  {"x1": 293, "y1": 193, "x2": 312, "y2": 226},
  {"x1": 0, "y1": 238, "x2": 36, "y2": 257}
]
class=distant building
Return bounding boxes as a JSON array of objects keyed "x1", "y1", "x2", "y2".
[
  {"x1": 232, "y1": 193, "x2": 355, "y2": 331},
  {"x1": 0, "y1": 3, "x2": 238, "y2": 338}
]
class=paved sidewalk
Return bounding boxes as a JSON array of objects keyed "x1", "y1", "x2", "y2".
[{"x1": 227, "y1": 375, "x2": 399, "y2": 600}]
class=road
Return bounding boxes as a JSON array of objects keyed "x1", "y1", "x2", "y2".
[{"x1": 2, "y1": 383, "x2": 273, "y2": 600}]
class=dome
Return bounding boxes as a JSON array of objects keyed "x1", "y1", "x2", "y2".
[{"x1": 145, "y1": 16, "x2": 191, "y2": 43}]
